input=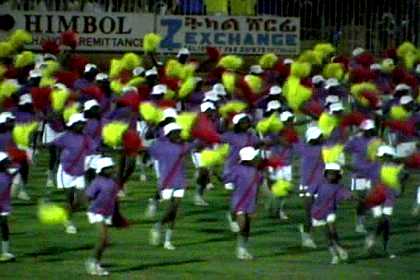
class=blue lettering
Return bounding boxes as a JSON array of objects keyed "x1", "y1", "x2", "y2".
[
  {"x1": 257, "y1": 34, "x2": 269, "y2": 45},
  {"x1": 286, "y1": 34, "x2": 297, "y2": 46},
  {"x1": 214, "y1": 33, "x2": 226, "y2": 45},
  {"x1": 243, "y1": 33, "x2": 254, "y2": 45},
  {"x1": 200, "y1": 33, "x2": 212, "y2": 44},
  {"x1": 185, "y1": 32, "x2": 196, "y2": 44},
  {"x1": 272, "y1": 34, "x2": 284, "y2": 46},
  {"x1": 228, "y1": 33, "x2": 241, "y2": 45},
  {"x1": 160, "y1": 18, "x2": 182, "y2": 49}
]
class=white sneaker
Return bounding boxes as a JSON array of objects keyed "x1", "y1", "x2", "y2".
[
  {"x1": 95, "y1": 263, "x2": 109, "y2": 276},
  {"x1": 226, "y1": 212, "x2": 239, "y2": 233},
  {"x1": 279, "y1": 210, "x2": 289, "y2": 221},
  {"x1": 17, "y1": 190, "x2": 31, "y2": 201},
  {"x1": 65, "y1": 223, "x2": 77, "y2": 234},
  {"x1": 336, "y1": 246, "x2": 348, "y2": 261},
  {"x1": 330, "y1": 255, "x2": 339, "y2": 265},
  {"x1": 206, "y1": 183, "x2": 215, "y2": 190},
  {"x1": 140, "y1": 174, "x2": 147, "y2": 182},
  {"x1": 150, "y1": 227, "x2": 161, "y2": 246},
  {"x1": 224, "y1": 183, "x2": 234, "y2": 190},
  {"x1": 46, "y1": 178, "x2": 55, "y2": 188},
  {"x1": 85, "y1": 258, "x2": 97, "y2": 275},
  {"x1": 194, "y1": 194, "x2": 209, "y2": 207},
  {"x1": 365, "y1": 234, "x2": 375, "y2": 251},
  {"x1": 302, "y1": 237, "x2": 317, "y2": 249},
  {"x1": 117, "y1": 190, "x2": 126, "y2": 198},
  {"x1": 0, "y1": 252, "x2": 15, "y2": 262},
  {"x1": 237, "y1": 247, "x2": 253, "y2": 260},
  {"x1": 355, "y1": 223, "x2": 367, "y2": 234},
  {"x1": 145, "y1": 198, "x2": 157, "y2": 219},
  {"x1": 163, "y1": 241, "x2": 176, "y2": 250}
]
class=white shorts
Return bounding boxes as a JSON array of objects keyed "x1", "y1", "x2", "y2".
[
  {"x1": 42, "y1": 124, "x2": 64, "y2": 144},
  {"x1": 269, "y1": 165, "x2": 292, "y2": 181},
  {"x1": 351, "y1": 178, "x2": 372, "y2": 191},
  {"x1": 56, "y1": 164, "x2": 85, "y2": 190},
  {"x1": 371, "y1": 206, "x2": 393, "y2": 218},
  {"x1": 191, "y1": 152, "x2": 203, "y2": 168},
  {"x1": 84, "y1": 154, "x2": 102, "y2": 170},
  {"x1": 396, "y1": 142, "x2": 416, "y2": 158},
  {"x1": 161, "y1": 188, "x2": 185, "y2": 200},
  {"x1": 312, "y1": 214, "x2": 336, "y2": 227},
  {"x1": 87, "y1": 212, "x2": 112, "y2": 225},
  {"x1": 1, "y1": 212, "x2": 9, "y2": 216}
]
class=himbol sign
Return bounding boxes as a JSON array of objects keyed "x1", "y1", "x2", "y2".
[
  {"x1": 157, "y1": 16, "x2": 300, "y2": 55},
  {"x1": 0, "y1": 11, "x2": 154, "y2": 51}
]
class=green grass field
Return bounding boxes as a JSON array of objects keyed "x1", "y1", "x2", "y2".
[{"x1": 1, "y1": 151, "x2": 420, "y2": 279}]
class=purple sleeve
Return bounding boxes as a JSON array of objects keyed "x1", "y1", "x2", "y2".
[
  {"x1": 344, "y1": 138, "x2": 355, "y2": 153},
  {"x1": 308, "y1": 183, "x2": 319, "y2": 195},
  {"x1": 148, "y1": 141, "x2": 161, "y2": 158},
  {"x1": 53, "y1": 134, "x2": 66, "y2": 149},
  {"x1": 337, "y1": 186, "x2": 352, "y2": 202},
  {"x1": 85, "y1": 181, "x2": 99, "y2": 199}
]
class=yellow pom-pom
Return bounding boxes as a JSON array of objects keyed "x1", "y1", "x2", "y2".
[
  {"x1": 12, "y1": 122, "x2": 39, "y2": 148},
  {"x1": 222, "y1": 72, "x2": 236, "y2": 94},
  {"x1": 176, "y1": 112, "x2": 197, "y2": 140},
  {"x1": 164, "y1": 89, "x2": 176, "y2": 100},
  {"x1": 298, "y1": 50, "x2": 322, "y2": 65},
  {"x1": 290, "y1": 62, "x2": 311, "y2": 78},
  {"x1": 218, "y1": 55, "x2": 243, "y2": 71},
  {"x1": 380, "y1": 164, "x2": 403, "y2": 190},
  {"x1": 165, "y1": 59, "x2": 184, "y2": 79},
  {"x1": 127, "y1": 77, "x2": 145, "y2": 87},
  {"x1": 38, "y1": 202, "x2": 68, "y2": 225},
  {"x1": 313, "y1": 43, "x2": 336, "y2": 59},
  {"x1": 0, "y1": 79, "x2": 20, "y2": 100},
  {"x1": 15, "y1": 51, "x2": 35, "y2": 68},
  {"x1": 322, "y1": 144, "x2": 344, "y2": 164},
  {"x1": 110, "y1": 80, "x2": 124, "y2": 95},
  {"x1": 283, "y1": 76, "x2": 312, "y2": 112},
  {"x1": 181, "y1": 63, "x2": 197, "y2": 80},
  {"x1": 9, "y1": 29, "x2": 32, "y2": 48},
  {"x1": 122, "y1": 52, "x2": 142, "y2": 70},
  {"x1": 178, "y1": 77, "x2": 197, "y2": 99},
  {"x1": 323, "y1": 63, "x2": 344, "y2": 81},
  {"x1": 397, "y1": 42, "x2": 416, "y2": 58},
  {"x1": 318, "y1": 112, "x2": 338, "y2": 137},
  {"x1": 259, "y1": 53, "x2": 278, "y2": 69},
  {"x1": 139, "y1": 102, "x2": 164, "y2": 124},
  {"x1": 109, "y1": 59, "x2": 124, "y2": 79},
  {"x1": 350, "y1": 82, "x2": 377, "y2": 98},
  {"x1": 200, "y1": 144, "x2": 230, "y2": 168},
  {"x1": 143, "y1": 33, "x2": 162, "y2": 53},
  {"x1": 256, "y1": 113, "x2": 284, "y2": 135},
  {"x1": 272, "y1": 180, "x2": 293, "y2": 197},
  {"x1": 62, "y1": 103, "x2": 80, "y2": 123},
  {"x1": 381, "y1": 59, "x2": 395, "y2": 74},
  {"x1": 402, "y1": 52, "x2": 417, "y2": 70},
  {"x1": 39, "y1": 77, "x2": 56, "y2": 87},
  {"x1": 42, "y1": 60, "x2": 61, "y2": 77},
  {"x1": 102, "y1": 121, "x2": 129, "y2": 148},
  {"x1": 244, "y1": 74, "x2": 262, "y2": 93},
  {"x1": 219, "y1": 101, "x2": 247, "y2": 118},
  {"x1": 0, "y1": 42, "x2": 13, "y2": 58},
  {"x1": 50, "y1": 87, "x2": 70, "y2": 112},
  {"x1": 390, "y1": 105, "x2": 410, "y2": 121},
  {"x1": 367, "y1": 138, "x2": 383, "y2": 161}
]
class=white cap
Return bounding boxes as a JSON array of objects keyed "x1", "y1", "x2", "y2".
[
  {"x1": 416, "y1": 64, "x2": 420, "y2": 74},
  {"x1": 152, "y1": 84, "x2": 167, "y2": 95},
  {"x1": 29, "y1": 69, "x2": 42, "y2": 78},
  {"x1": 312, "y1": 75, "x2": 325, "y2": 85},
  {"x1": 269, "y1": 85, "x2": 282, "y2": 95},
  {"x1": 43, "y1": 53, "x2": 57, "y2": 61},
  {"x1": 200, "y1": 102, "x2": 216, "y2": 113},
  {"x1": 360, "y1": 119, "x2": 375, "y2": 130},
  {"x1": 383, "y1": 58, "x2": 394, "y2": 66},
  {"x1": 35, "y1": 61, "x2": 48, "y2": 70},
  {"x1": 370, "y1": 63, "x2": 381, "y2": 71},
  {"x1": 329, "y1": 102, "x2": 344, "y2": 113},
  {"x1": 266, "y1": 100, "x2": 281, "y2": 112},
  {"x1": 0, "y1": 151, "x2": 8, "y2": 162},
  {"x1": 203, "y1": 91, "x2": 220, "y2": 102},
  {"x1": 377, "y1": 145, "x2": 396, "y2": 157},
  {"x1": 249, "y1": 65, "x2": 263, "y2": 75},
  {"x1": 283, "y1": 58, "x2": 294, "y2": 65},
  {"x1": 325, "y1": 162, "x2": 342, "y2": 172},
  {"x1": 163, "y1": 122, "x2": 181, "y2": 136},
  {"x1": 145, "y1": 67, "x2": 158, "y2": 77},
  {"x1": 95, "y1": 157, "x2": 115, "y2": 174},
  {"x1": 163, "y1": 108, "x2": 178, "y2": 120},
  {"x1": 280, "y1": 111, "x2": 294, "y2": 122},
  {"x1": 325, "y1": 95, "x2": 340, "y2": 104},
  {"x1": 324, "y1": 78, "x2": 340, "y2": 90},
  {"x1": 176, "y1": 48, "x2": 190, "y2": 58},
  {"x1": 95, "y1": 73, "x2": 109, "y2": 81},
  {"x1": 66, "y1": 113, "x2": 87, "y2": 127},
  {"x1": 0, "y1": 112, "x2": 15, "y2": 124},
  {"x1": 83, "y1": 99, "x2": 100, "y2": 111},
  {"x1": 395, "y1": 83, "x2": 411, "y2": 92},
  {"x1": 239, "y1": 146, "x2": 260, "y2": 161},
  {"x1": 212, "y1": 83, "x2": 226, "y2": 96},
  {"x1": 84, "y1": 64, "x2": 97, "y2": 73},
  {"x1": 352, "y1": 47, "x2": 365, "y2": 57},
  {"x1": 122, "y1": 86, "x2": 138, "y2": 94},
  {"x1": 305, "y1": 126, "x2": 322, "y2": 142},
  {"x1": 232, "y1": 113, "x2": 249, "y2": 125},
  {"x1": 133, "y1": 67, "x2": 145, "y2": 76},
  {"x1": 400, "y1": 95, "x2": 414, "y2": 105},
  {"x1": 18, "y1": 94, "x2": 32, "y2": 105}
]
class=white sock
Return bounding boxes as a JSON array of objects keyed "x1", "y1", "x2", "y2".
[
  {"x1": 165, "y1": 229, "x2": 172, "y2": 243},
  {"x1": 2, "y1": 241, "x2": 9, "y2": 254},
  {"x1": 416, "y1": 187, "x2": 420, "y2": 205},
  {"x1": 154, "y1": 222, "x2": 161, "y2": 231}
]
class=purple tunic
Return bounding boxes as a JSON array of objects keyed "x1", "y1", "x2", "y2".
[
  {"x1": 185, "y1": 91, "x2": 204, "y2": 110},
  {"x1": 149, "y1": 137, "x2": 194, "y2": 189},
  {"x1": 13, "y1": 110, "x2": 37, "y2": 124},
  {"x1": 310, "y1": 182, "x2": 352, "y2": 220},
  {"x1": 0, "y1": 131, "x2": 14, "y2": 151},
  {"x1": 84, "y1": 118, "x2": 103, "y2": 151},
  {"x1": 229, "y1": 164, "x2": 263, "y2": 214},
  {"x1": 73, "y1": 78, "x2": 94, "y2": 92},
  {"x1": 53, "y1": 132, "x2": 94, "y2": 176},
  {"x1": 294, "y1": 142, "x2": 325, "y2": 190},
  {"x1": 345, "y1": 136, "x2": 379, "y2": 180},
  {"x1": 267, "y1": 133, "x2": 292, "y2": 165},
  {"x1": 0, "y1": 172, "x2": 13, "y2": 213},
  {"x1": 85, "y1": 176, "x2": 119, "y2": 216}
]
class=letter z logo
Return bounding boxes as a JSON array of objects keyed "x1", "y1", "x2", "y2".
[{"x1": 160, "y1": 18, "x2": 182, "y2": 50}]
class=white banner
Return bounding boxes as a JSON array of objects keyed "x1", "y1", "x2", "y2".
[
  {"x1": 0, "y1": 10, "x2": 155, "y2": 51},
  {"x1": 157, "y1": 16, "x2": 300, "y2": 55}
]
